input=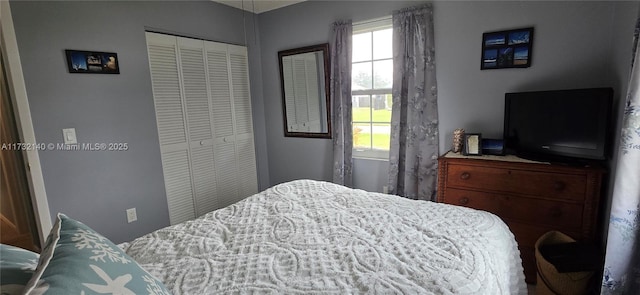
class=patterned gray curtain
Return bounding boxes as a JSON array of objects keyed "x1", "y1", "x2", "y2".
[
  {"x1": 601, "y1": 12, "x2": 640, "y2": 294},
  {"x1": 330, "y1": 20, "x2": 353, "y2": 187},
  {"x1": 388, "y1": 4, "x2": 439, "y2": 200},
  {"x1": 389, "y1": 4, "x2": 438, "y2": 200}
]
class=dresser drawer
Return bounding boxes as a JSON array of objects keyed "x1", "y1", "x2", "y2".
[
  {"x1": 443, "y1": 188, "x2": 584, "y2": 230},
  {"x1": 446, "y1": 164, "x2": 587, "y2": 201}
]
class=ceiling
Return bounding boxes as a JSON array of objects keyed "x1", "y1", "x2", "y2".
[{"x1": 213, "y1": 0, "x2": 306, "y2": 14}]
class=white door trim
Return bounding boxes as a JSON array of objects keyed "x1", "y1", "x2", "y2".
[{"x1": 1, "y1": 1, "x2": 52, "y2": 245}]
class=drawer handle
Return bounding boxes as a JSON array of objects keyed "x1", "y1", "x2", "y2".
[
  {"x1": 459, "y1": 197, "x2": 469, "y2": 205},
  {"x1": 553, "y1": 181, "x2": 566, "y2": 191},
  {"x1": 550, "y1": 207, "x2": 563, "y2": 218},
  {"x1": 460, "y1": 172, "x2": 471, "y2": 180}
]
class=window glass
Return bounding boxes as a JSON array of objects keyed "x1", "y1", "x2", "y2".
[
  {"x1": 352, "y1": 62, "x2": 372, "y2": 90},
  {"x1": 352, "y1": 23, "x2": 392, "y2": 159},
  {"x1": 373, "y1": 60, "x2": 392, "y2": 89},
  {"x1": 373, "y1": 29, "x2": 392, "y2": 59},
  {"x1": 353, "y1": 123, "x2": 372, "y2": 149},
  {"x1": 352, "y1": 95, "x2": 372, "y2": 121},
  {"x1": 352, "y1": 32, "x2": 372, "y2": 62}
]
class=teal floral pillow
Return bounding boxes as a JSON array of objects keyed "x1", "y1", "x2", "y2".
[
  {"x1": 23, "y1": 213, "x2": 170, "y2": 295},
  {"x1": 0, "y1": 244, "x2": 39, "y2": 295}
]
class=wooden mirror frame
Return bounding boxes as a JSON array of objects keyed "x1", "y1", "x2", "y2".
[{"x1": 278, "y1": 43, "x2": 331, "y2": 138}]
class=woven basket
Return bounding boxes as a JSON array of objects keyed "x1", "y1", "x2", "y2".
[{"x1": 535, "y1": 231, "x2": 594, "y2": 295}]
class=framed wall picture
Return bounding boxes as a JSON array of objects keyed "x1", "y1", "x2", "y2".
[
  {"x1": 463, "y1": 133, "x2": 482, "y2": 156},
  {"x1": 481, "y1": 27, "x2": 533, "y2": 70},
  {"x1": 65, "y1": 50, "x2": 120, "y2": 74}
]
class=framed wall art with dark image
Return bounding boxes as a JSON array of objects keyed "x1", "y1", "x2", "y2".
[
  {"x1": 481, "y1": 27, "x2": 533, "y2": 70},
  {"x1": 65, "y1": 50, "x2": 120, "y2": 74}
]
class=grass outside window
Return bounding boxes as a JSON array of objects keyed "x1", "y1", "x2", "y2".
[
  {"x1": 353, "y1": 131, "x2": 391, "y2": 150},
  {"x1": 352, "y1": 107, "x2": 391, "y2": 122}
]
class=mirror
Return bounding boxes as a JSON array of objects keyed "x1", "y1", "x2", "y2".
[{"x1": 278, "y1": 43, "x2": 331, "y2": 138}]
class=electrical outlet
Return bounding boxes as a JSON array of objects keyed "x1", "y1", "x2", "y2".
[
  {"x1": 382, "y1": 186, "x2": 388, "y2": 194},
  {"x1": 126, "y1": 208, "x2": 137, "y2": 223}
]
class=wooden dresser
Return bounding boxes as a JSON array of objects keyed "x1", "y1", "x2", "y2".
[{"x1": 437, "y1": 152, "x2": 605, "y2": 283}]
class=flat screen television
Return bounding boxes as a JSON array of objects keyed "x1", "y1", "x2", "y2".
[{"x1": 503, "y1": 87, "x2": 613, "y2": 163}]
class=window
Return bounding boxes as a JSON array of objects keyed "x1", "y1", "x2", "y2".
[{"x1": 352, "y1": 18, "x2": 392, "y2": 159}]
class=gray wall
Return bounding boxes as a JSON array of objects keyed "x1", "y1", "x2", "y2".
[
  {"x1": 258, "y1": 0, "x2": 421, "y2": 191},
  {"x1": 260, "y1": 1, "x2": 637, "y2": 194},
  {"x1": 10, "y1": 0, "x2": 269, "y2": 243},
  {"x1": 436, "y1": 1, "x2": 622, "y2": 149}
]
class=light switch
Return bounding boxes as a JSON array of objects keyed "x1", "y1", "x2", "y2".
[
  {"x1": 62, "y1": 128, "x2": 77, "y2": 144},
  {"x1": 126, "y1": 208, "x2": 137, "y2": 223}
]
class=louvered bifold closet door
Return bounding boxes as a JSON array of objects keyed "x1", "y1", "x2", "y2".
[
  {"x1": 148, "y1": 33, "x2": 258, "y2": 223},
  {"x1": 205, "y1": 42, "x2": 240, "y2": 209},
  {"x1": 146, "y1": 32, "x2": 195, "y2": 224},
  {"x1": 177, "y1": 37, "x2": 218, "y2": 217},
  {"x1": 228, "y1": 45, "x2": 258, "y2": 199}
]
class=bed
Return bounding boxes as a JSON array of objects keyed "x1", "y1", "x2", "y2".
[{"x1": 121, "y1": 179, "x2": 527, "y2": 294}]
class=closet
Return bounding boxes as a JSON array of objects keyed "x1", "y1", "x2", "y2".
[{"x1": 145, "y1": 32, "x2": 258, "y2": 225}]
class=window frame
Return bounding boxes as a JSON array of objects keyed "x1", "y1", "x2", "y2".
[{"x1": 351, "y1": 17, "x2": 393, "y2": 160}]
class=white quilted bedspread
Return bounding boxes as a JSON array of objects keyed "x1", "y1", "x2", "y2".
[{"x1": 123, "y1": 180, "x2": 526, "y2": 294}]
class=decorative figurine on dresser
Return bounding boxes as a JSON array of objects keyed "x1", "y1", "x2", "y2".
[{"x1": 452, "y1": 128, "x2": 465, "y2": 153}]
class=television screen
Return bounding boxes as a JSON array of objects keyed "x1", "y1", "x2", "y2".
[{"x1": 504, "y1": 88, "x2": 613, "y2": 162}]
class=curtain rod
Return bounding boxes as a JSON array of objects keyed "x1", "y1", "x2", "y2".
[{"x1": 353, "y1": 16, "x2": 392, "y2": 27}]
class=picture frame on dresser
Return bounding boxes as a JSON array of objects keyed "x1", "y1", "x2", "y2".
[
  {"x1": 463, "y1": 133, "x2": 482, "y2": 156},
  {"x1": 481, "y1": 138, "x2": 505, "y2": 155}
]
